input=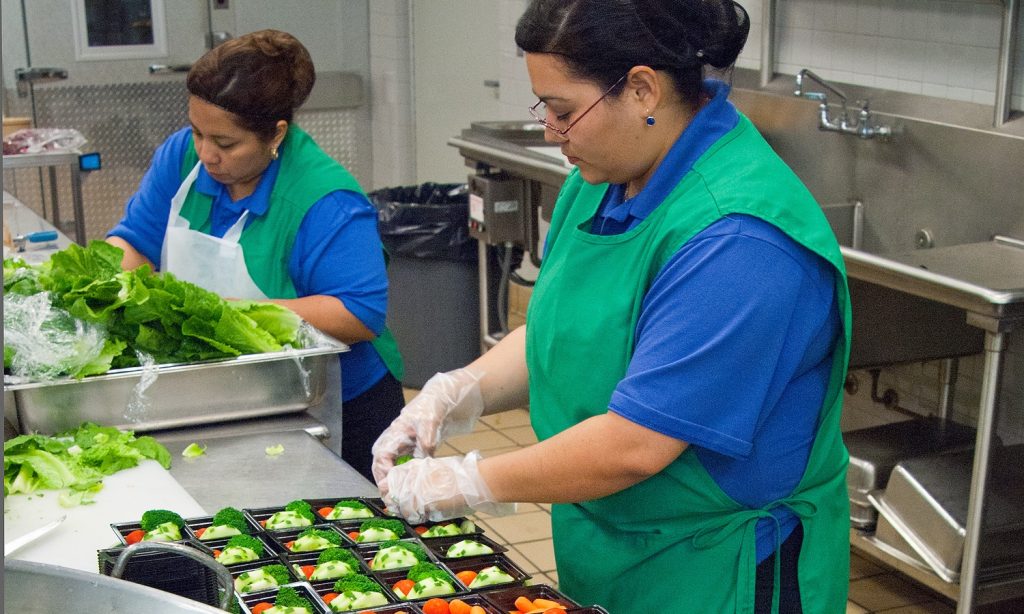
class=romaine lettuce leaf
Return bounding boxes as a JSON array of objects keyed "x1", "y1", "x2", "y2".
[{"x1": 3, "y1": 241, "x2": 305, "y2": 379}]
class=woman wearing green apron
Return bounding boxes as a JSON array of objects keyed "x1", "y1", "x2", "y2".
[
  {"x1": 106, "y1": 30, "x2": 404, "y2": 481},
  {"x1": 374, "y1": 2, "x2": 851, "y2": 611}
]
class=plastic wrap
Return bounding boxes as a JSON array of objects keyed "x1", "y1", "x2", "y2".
[
  {"x1": 2, "y1": 128, "x2": 87, "y2": 155},
  {"x1": 3, "y1": 292, "x2": 110, "y2": 381}
]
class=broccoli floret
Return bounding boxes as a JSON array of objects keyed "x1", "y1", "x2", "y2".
[
  {"x1": 210, "y1": 507, "x2": 250, "y2": 533},
  {"x1": 359, "y1": 518, "x2": 405, "y2": 535},
  {"x1": 317, "y1": 547, "x2": 360, "y2": 567},
  {"x1": 378, "y1": 539, "x2": 427, "y2": 562},
  {"x1": 333, "y1": 574, "x2": 383, "y2": 595},
  {"x1": 261, "y1": 564, "x2": 292, "y2": 585},
  {"x1": 407, "y1": 562, "x2": 449, "y2": 583},
  {"x1": 140, "y1": 509, "x2": 184, "y2": 532},
  {"x1": 333, "y1": 499, "x2": 369, "y2": 511},
  {"x1": 296, "y1": 528, "x2": 343, "y2": 546},
  {"x1": 273, "y1": 586, "x2": 314, "y2": 610},
  {"x1": 225, "y1": 534, "x2": 264, "y2": 557},
  {"x1": 284, "y1": 499, "x2": 315, "y2": 522}
]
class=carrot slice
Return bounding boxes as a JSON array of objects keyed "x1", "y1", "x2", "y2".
[
  {"x1": 532, "y1": 599, "x2": 564, "y2": 609},
  {"x1": 448, "y1": 599, "x2": 471, "y2": 614}
]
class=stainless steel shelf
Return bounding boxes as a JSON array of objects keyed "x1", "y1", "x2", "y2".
[
  {"x1": 2, "y1": 151, "x2": 86, "y2": 244},
  {"x1": 851, "y1": 529, "x2": 1024, "y2": 606}
]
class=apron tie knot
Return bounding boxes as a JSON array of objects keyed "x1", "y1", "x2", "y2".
[{"x1": 690, "y1": 497, "x2": 819, "y2": 614}]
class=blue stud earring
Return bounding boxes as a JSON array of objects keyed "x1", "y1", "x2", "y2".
[{"x1": 646, "y1": 115, "x2": 656, "y2": 126}]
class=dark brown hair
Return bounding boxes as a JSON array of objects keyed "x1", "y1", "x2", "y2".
[
  {"x1": 515, "y1": 0, "x2": 749, "y2": 108},
  {"x1": 187, "y1": 29, "x2": 315, "y2": 139}
]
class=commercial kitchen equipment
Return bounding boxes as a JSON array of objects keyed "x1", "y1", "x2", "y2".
[{"x1": 3, "y1": 148, "x2": 93, "y2": 245}]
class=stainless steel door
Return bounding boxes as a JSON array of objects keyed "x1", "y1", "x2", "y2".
[{"x1": 2, "y1": 0, "x2": 371, "y2": 243}]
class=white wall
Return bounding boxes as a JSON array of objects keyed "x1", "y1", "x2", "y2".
[
  {"x1": 368, "y1": 0, "x2": 416, "y2": 190},
  {"x1": 489, "y1": 0, "x2": 1024, "y2": 118}
]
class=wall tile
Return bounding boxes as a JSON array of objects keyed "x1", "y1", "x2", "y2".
[{"x1": 855, "y1": 0, "x2": 881, "y2": 35}]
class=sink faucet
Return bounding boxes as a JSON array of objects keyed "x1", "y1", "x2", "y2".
[{"x1": 794, "y1": 69, "x2": 893, "y2": 140}]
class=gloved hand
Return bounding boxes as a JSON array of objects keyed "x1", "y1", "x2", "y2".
[
  {"x1": 380, "y1": 451, "x2": 517, "y2": 523},
  {"x1": 371, "y1": 368, "x2": 485, "y2": 485}
]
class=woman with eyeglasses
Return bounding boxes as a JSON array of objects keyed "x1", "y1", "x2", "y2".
[
  {"x1": 373, "y1": 1, "x2": 851, "y2": 611},
  {"x1": 106, "y1": 30, "x2": 405, "y2": 481}
]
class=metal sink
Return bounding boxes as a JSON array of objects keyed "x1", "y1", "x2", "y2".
[
  {"x1": 820, "y1": 202, "x2": 1024, "y2": 368},
  {"x1": 845, "y1": 236, "x2": 1024, "y2": 320}
]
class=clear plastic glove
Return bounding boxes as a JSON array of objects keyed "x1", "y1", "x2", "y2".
[
  {"x1": 371, "y1": 368, "x2": 484, "y2": 484},
  {"x1": 380, "y1": 451, "x2": 516, "y2": 523}
]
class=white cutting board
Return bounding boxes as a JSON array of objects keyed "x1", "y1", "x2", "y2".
[{"x1": 3, "y1": 459, "x2": 207, "y2": 573}]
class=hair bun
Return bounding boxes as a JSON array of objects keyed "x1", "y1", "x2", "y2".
[
  {"x1": 700, "y1": 1, "x2": 750, "y2": 69},
  {"x1": 634, "y1": 0, "x2": 749, "y2": 69}
]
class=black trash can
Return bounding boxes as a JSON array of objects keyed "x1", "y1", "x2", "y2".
[{"x1": 370, "y1": 183, "x2": 480, "y2": 389}]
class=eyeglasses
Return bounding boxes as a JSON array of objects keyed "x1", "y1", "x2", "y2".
[{"x1": 528, "y1": 73, "x2": 628, "y2": 136}]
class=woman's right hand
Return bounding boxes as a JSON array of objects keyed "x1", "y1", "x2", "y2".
[{"x1": 371, "y1": 368, "x2": 485, "y2": 486}]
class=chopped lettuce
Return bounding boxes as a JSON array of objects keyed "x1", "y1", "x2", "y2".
[
  {"x1": 3, "y1": 423, "x2": 171, "y2": 498},
  {"x1": 182, "y1": 443, "x2": 206, "y2": 458}
]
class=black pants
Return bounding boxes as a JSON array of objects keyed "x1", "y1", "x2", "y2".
[
  {"x1": 754, "y1": 522, "x2": 804, "y2": 613},
  {"x1": 340, "y1": 372, "x2": 405, "y2": 483}
]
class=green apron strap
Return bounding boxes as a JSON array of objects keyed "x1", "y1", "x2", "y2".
[{"x1": 371, "y1": 326, "x2": 404, "y2": 382}]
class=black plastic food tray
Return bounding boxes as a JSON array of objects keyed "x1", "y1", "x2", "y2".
[
  {"x1": 212, "y1": 532, "x2": 282, "y2": 567},
  {"x1": 282, "y1": 546, "x2": 373, "y2": 583},
  {"x1": 245, "y1": 504, "x2": 320, "y2": 532},
  {"x1": 239, "y1": 581, "x2": 331, "y2": 614},
  {"x1": 420, "y1": 533, "x2": 507, "y2": 561},
  {"x1": 357, "y1": 538, "x2": 439, "y2": 572},
  {"x1": 229, "y1": 559, "x2": 293, "y2": 594},
  {"x1": 375, "y1": 565, "x2": 470, "y2": 602},
  {"x1": 185, "y1": 513, "x2": 264, "y2": 547},
  {"x1": 445, "y1": 554, "x2": 530, "y2": 591},
  {"x1": 306, "y1": 497, "x2": 383, "y2": 522},
  {"x1": 408, "y1": 517, "x2": 482, "y2": 540},
  {"x1": 411, "y1": 594, "x2": 503, "y2": 613},
  {"x1": 478, "y1": 583, "x2": 580, "y2": 611},
  {"x1": 265, "y1": 523, "x2": 353, "y2": 554},
  {"x1": 310, "y1": 575, "x2": 396, "y2": 611},
  {"x1": 109, "y1": 519, "x2": 195, "y2": 545},
  {"x1": 335, "y1": 518, "x2": 415, "y2": 543},
  {"x1": 97, "y1": 539, "x2": 221, "y2": 607}
]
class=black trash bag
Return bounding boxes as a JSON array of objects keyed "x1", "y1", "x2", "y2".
[{"x1": 370, "y1": 182, "x2": 477, "y2": 263}]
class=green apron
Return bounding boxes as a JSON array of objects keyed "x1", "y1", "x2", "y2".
[
  {"x1": 178, "y1": 126, "x2": 404, "y2": 380},
  {"x1": 525, "y1": 114, "x2": 852, "y2": 613}
]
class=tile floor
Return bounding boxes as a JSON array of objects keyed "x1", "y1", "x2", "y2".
[{"x1": 404, "y1": 387, "x2": 1016, "y2": 614}]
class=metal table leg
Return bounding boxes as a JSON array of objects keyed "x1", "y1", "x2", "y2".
[
  {"x1": 69, "y1": 163, "x2": 86, "y2": 245},
  {"x1": 957, "y1": 330, "x2": 1007, "y2": 612}
]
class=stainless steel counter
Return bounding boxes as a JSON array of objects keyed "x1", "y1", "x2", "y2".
[{"x1": 157, "y1": 428, "x2": 376, "y2": 511}]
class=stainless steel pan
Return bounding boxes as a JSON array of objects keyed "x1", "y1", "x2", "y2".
[{"x1": 4, "y1": 559, "x2": 227, "y2": 613}]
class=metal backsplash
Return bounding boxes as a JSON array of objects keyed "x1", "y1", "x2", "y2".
[
  {"x1": 727, "y1": 80, "x2": 1024, "y2": 440},
  {"x1": 729, "y1": 87, "x2": 1024, "y2": 255},
  {"x1": 3, "y1": 81, "x2": 370, "y2": 243}
]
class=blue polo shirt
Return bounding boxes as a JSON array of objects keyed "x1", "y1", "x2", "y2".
[
  {"x1": 593, "y1": 81, "x2": 841, "y2": 560},
  {"x1": 108, "y1": 128, "x2": 389, "y2": 401}
]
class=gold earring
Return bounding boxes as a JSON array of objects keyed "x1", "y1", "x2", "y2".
[{"x1": 270, "y1": 146, "x2": 279, "y2": 160}]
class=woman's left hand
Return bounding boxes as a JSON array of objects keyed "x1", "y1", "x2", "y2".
[{"x1": 380, "y1": 451, "x2": 516, "y2": 523}]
